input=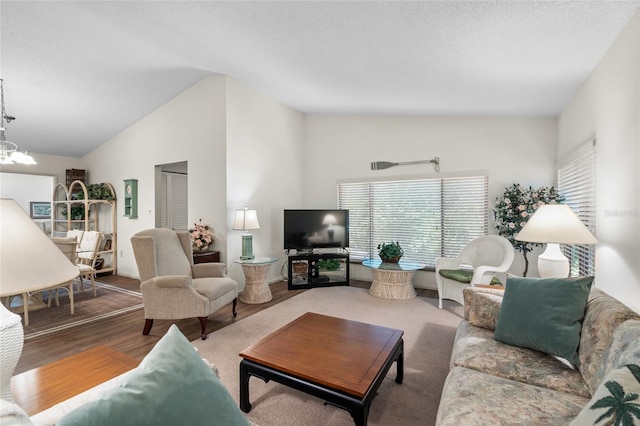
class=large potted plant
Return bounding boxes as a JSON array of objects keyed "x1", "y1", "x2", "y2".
[{"x1": 493, "y1": 184, "x2": 564, "y2": 276}]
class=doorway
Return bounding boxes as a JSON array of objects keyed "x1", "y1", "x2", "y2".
[{"x1": 155, "y1": 161, "x2": 188, "y2": 231}]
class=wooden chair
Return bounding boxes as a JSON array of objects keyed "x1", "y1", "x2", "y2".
[
  {"x1": 66, "y1": 229, "x2": 84, "y2": 245},
  {"x1": 47, "y1": 237, "x2": 78, "y2": 314},
  {"x1": 75, "y1": 231, "x2": 103, "y2": 297}
]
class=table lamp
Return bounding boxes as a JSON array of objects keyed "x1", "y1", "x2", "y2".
[
  {"x1": 322, "y1": 213, "x2": 337, "y2": 242},
  {"x1": 232, "y1": 207, "x2": 260, "y2": 260},
  {"x1": 515, "y1": 204, "x2": 597, "y2": 278},
  {"x1": 0, "y1": 199, "x2": 79, "y2": 324}
]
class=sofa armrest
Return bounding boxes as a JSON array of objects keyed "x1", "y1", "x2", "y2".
[{"x1": 463, "y1": 287, "x2": 504, "y2": 331}]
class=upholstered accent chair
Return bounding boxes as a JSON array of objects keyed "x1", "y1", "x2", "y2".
[
  {"x1": 436, "y1": 235, "x2": 514, "y2": 308},
  {"x1": 131, "y1": 228, "x2": 238, "y2": 340}
]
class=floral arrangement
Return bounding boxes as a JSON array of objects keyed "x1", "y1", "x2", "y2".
[
  {"x1": 189, "y1": 219, "x2": 214, "y2": 251},
  {"x1": 493, "y1": 184, "x2": 564, "y2": 276}
]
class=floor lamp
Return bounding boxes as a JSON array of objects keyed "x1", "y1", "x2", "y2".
[
  {"x1": 232, "y1": 207, "x2": 260, "y2": 260},
  {"x1": 516, "y1": 204, "x2": 597, "y2": 278}
]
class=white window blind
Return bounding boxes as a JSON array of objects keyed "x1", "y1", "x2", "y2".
[
  {"x1": 558, "y1": 139, "x2": 597, "y2": 277},
  {"x1": 338, "y1": 174, "x2": 488, "y2": 268}
]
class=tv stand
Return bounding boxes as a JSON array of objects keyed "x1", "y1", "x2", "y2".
[{"x1": 287, "y1": 251, "x2": 349, "y2": 290}]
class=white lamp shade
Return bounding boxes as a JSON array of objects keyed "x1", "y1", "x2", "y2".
[
  {"x1": 322, "y1": 214, "x2": 338, "y2": 225},
  {"x1": 0, "y1": 199, "x2": 79, "y2": 296},
  {"x1": 232, "y1": 209, "x2": 260, "y2": 231},
  {"x1": 515, "y1": 204, "x2": 597, "y2": 245}
]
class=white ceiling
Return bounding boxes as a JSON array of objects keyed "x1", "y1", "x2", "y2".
[{"x1": 1, "y1": 1, "x2": 639, "y2": 158}]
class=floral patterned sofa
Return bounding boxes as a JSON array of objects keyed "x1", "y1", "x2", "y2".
[{"x1": 436, "y1": 286, "x2": 640, "y2": 425}]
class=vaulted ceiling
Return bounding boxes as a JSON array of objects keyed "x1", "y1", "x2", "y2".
[{"x1": 1, "y1": 1, "x2": 639, "y2": 158}]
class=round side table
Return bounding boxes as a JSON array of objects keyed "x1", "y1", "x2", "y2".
[
  {"x1": 362, "y1": 259, "x2": 425, "y2": 300},
  {"x1": 234, "y1": 257, "x2": 277, "y2": 304}
]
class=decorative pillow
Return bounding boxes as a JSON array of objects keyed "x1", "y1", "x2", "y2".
[
  {"x1": 57, "y1": 324, "x2": 250, "y2": 426},
  {"x1": 439, "y1": 269, "x2": 502, "y2": 285},
  {"x1": 494, "y1": 276, "x2": 594, "y2": 367},
  {"x1": 463, "y1": 287, "x2": 504, "y2": 331},
  {"x1": 570, "y1": 364, "x2": 640, "y2": 425}
]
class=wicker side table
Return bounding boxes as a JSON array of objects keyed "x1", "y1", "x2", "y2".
[
  {"x1": 234, "y1": 257, "x2": 277, "y2": 304},
  {"x1": 362, "y1": 259, "x2": 425, "y2": 300}
]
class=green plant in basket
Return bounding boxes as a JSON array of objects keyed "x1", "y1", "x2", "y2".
[{"x1": 377, "y1": 241, "x2": 404, "y2": 263}]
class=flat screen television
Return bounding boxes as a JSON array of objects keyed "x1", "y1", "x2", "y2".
[{"x1": 284, "y1": 209, "x2": 349, "y2": 250}]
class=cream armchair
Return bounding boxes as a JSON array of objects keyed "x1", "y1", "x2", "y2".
[
  {"x1": 131, "y1": 228, "x2": 238, "y2": 340},
  {"x1": 435, "y1": 235, "x2": 514, "y2": 309}
]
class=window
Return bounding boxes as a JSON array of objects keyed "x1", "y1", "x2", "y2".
[
  {"x1": 338, "y1": 173, "x2": 488, "y2": 268},
  {"x1": 558, "y1": 139, "x2": 597, "y2": 277}
]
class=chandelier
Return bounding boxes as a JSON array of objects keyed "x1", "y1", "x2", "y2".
[{"x1": 0, "y1": 79, "x2": 36, "y2": 165}]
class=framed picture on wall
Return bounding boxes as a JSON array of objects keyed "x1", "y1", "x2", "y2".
[{"x1": 30, "y1": 201, "x2": 51, "y2": 219}]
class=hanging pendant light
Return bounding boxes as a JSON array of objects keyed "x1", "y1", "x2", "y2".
[{"x1": 0, "y1": 79, "x2": 36, "y2": 165}]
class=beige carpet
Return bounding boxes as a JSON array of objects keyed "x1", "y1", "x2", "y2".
[{"x1": 192, "y1": 286, "x2": 464, "y2": 426}]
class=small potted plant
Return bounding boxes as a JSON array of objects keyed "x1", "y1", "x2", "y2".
[{"x1": 377, "y1": 241, "x2": 404, "y2": 263}]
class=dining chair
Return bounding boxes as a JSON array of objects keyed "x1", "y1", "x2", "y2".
[
  {"x1": 66, "y1": 229, "x2": 84, "y2": 245},
  {"x1": 48, "y1": 237, "x2": 78, "y2": 313},
  {"x1": 75, "y1": 231, "x2": 103, "y2": 297}
]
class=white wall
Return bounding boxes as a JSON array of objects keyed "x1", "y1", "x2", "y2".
[
  {"x1": 84, "y1": 75, "x2": 228, "y2": 278},
  {"x1": 0, "y1": 172, "x2": 53, "y2": 217},
  {"x1": 558, "y1": 11, "x2": 640, "y2": 312},
  {"x1": 0, "y1": 152, "x2": 84, "y2": 185},
  {"x1": 303, "y1": 115, "x2": 558, "y2": 289},
  {"x1": 0, "y1": 154, "x2": 89, "y2": 233},
  {"x1": 225, "y1": 77, "x2": 305, "y2": 286}
]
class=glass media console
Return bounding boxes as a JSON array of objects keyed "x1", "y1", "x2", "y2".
[{"x1": 287, "y1": 251, "x2": 350, "y2": 290}]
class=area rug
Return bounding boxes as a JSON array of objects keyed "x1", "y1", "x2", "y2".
[
  {"x1": 22, "y1": 281, "x2": 143, "y2": 340},
  {"x1": 192, "y1": 286, "x2": 464, "y2": 426}
]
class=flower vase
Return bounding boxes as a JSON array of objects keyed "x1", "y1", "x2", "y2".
[{"x1": 193, "y1": 245, "x2": 208, "y2": 253}]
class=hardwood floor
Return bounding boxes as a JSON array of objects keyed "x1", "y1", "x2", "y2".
[{"x1": 16, "y1": 274, "x2": 436, "y2": 375}]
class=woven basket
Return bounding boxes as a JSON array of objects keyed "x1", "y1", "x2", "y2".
[{"x1": 292, "y1": 262, "x2": 308, "y2": 274}]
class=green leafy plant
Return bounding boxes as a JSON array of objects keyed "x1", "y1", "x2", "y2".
[
  {"x1": 87, "y1": 183, "x2": 115, "y2": 201},
  {"x1": 377, "y1": 241, "x2": 404, "y2": 263},
  {"x1": 318, "y1": 259, "x2": 341, "y2": 271},
  {"x1": 493, "y1": 184, "x2": 564, "y2": 276}
]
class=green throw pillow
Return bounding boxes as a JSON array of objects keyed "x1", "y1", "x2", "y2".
[
  {"x1": 57, "y1": 325, "x2": 250, "y2": 426},
  {"x1": 570, "y1": 364, "x2": 640, "y2": 425},
  {"x1": 439, "y1": 269, "x2": 502, "y2": 285},
  {"x1": 494, "y1": 276, "x2": 594, "y2": 367}
]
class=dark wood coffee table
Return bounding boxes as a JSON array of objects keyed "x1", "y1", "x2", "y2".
[{"x1": 239, "y1": 312, "x2": 404, "y2": 426}]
